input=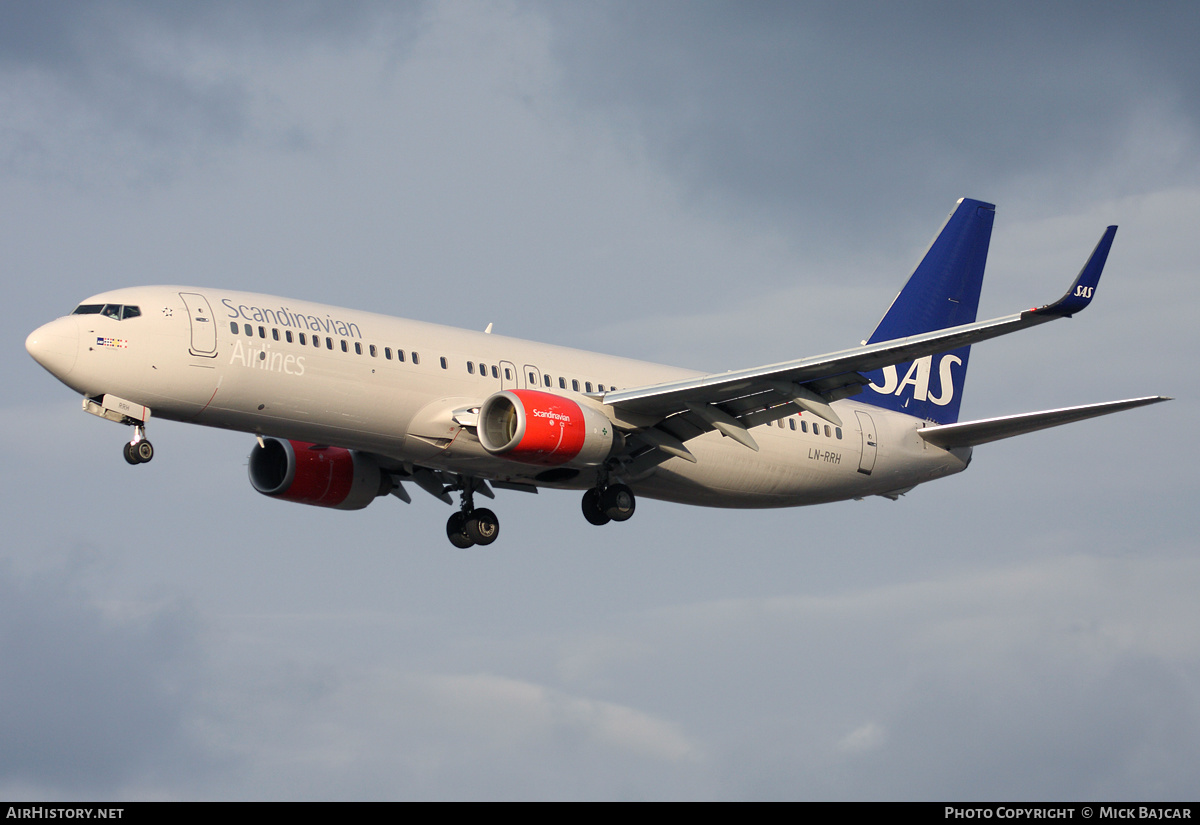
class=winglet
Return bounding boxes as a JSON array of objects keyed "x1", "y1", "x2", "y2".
[{"x1": 1028, "y1": 225, "x2": 1117, "y2": 318}]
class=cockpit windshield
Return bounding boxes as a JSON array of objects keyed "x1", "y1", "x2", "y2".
[{"x1": 73, "y1": 303, "x2": 141, "y2": 320}]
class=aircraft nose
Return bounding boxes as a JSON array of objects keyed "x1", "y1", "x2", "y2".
[{"x1": 26, "y1": 317, "x2": 79, "y2": 379}]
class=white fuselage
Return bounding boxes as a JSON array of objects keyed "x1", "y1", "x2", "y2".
[{"x1": 28, "y1": 286, "x2": 972, "y2": 508}]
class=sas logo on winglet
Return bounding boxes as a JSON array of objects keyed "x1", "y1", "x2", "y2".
[
  {"x1": 869, "y1": 354, "x2": 961, "y2": 406},
  {"x1": 96, "y1": 337, "x2": 128, "y2": 349}
]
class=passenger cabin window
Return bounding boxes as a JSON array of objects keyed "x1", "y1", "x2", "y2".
[
  {"x1": 544, "y1": 375, "x2": 551, "y2": 387},
  {"x1": 397, "y1": 350, "x2": 405, "y2": 362},
  {"x1": 467, "y1": 362, "x2": 475, "y2": 375},
  {"x1": 441, "y1": 357, "x2": 448, "y2": 370},
  {"x1": 258, "y1": 326, "x2": 266, "y2": 338},
  {"x1": 244, "y1": 324, "x2": 253, "y2": 336},
  {"x1": 354, "y1": 342, "x2": 362, "y2": 355},
  {"x1": 326, "y1": 337, "x2": 333, "y2": 349},
  {"x1": 340, "y1": 340, "x2": 348, "y2": 353},
  {"x1": 385, "y1": 347, "x2": 392, "y2": 360},
  {"x1": 412, "y1": 352, "x2": 420, "y2": 365},
  {"x1": 272, "y1": 328, "x2": 280, "y2": 341},
  {"x1": 572, "y1": 379, "x2": 579, "y2": 391},
  {"x1": 369, "y1": 344, "x2": 377, "y2": 357},
  {"x1": 230, "y1": 321, "x2": 239, "y2": 334},
  {"x1": 559, "y1": 377, "x2": 566, "y2": 389},
  {"x1": 491, "y1": 366, "x2": 498, "y2": 379},
  {"x1": 504, "y1": 367, "x2": 511, "y2": 380},
  {"x1": 286, "y1": 331, "x2": 294, "y2": 343}
]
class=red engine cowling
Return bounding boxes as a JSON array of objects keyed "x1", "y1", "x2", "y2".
[
  {"x1": 248, "y1": 438, "x2": 391, "y2": 510},
  {"x1": 478, "y1": 390, "x2": 615, "y2": 467}
]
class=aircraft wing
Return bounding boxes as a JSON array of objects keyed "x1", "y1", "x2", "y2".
[
  {"x1": 602, "y1": 226, "x2": 1117, "y2": 459},
  {"x1": 917, "y1": 396, "x2": 1170, "y2": 449}
]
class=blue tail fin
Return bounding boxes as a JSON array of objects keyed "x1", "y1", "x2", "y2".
[{"x1": 860, "y1": 198, "x2": 995, "y2": 425}]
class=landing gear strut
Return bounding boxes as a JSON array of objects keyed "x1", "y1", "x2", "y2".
[
  {"x1": 581, "y1": 483, "x2": 636, "y2": 526},
  {"x1": 123, "y1": 425, "x2": 154, "y2": 465},
  {"x1": 445, "y1": 480, "x2": 500, "y2": 548}
]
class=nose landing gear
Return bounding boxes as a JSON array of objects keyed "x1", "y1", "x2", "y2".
[
  {"x1": 81, "y1": 395, "x2": 154, "y2": 466},
  {"x1": 122, "y1": 425, "x2": 154, "y2": 465}
]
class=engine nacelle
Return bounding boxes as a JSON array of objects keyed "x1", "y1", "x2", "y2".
[
  {"x1": 248, "y1": 438, "x2": 391, "y2": 510},
  {"x1": 478, "y1": 390, "x2": 615, "y2": 467}
]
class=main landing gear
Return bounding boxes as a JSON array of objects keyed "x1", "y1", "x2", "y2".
[
  {"x1": 434, "y1": 475, "x2": 635, "y2": 546},
  {"x1": 123, "y1": 424, "x2": 154, "y2": 465},
  {"x1": 445, "y1": 481, "x2": 499, "y2": 549},
  {"x1": 581, "y1": 483, "x2": 636, "y2": 526}
]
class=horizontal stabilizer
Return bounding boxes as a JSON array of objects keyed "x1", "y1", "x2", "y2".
[{"x1": 919, "y1": 396, "x2": 1170, "y2": 449}]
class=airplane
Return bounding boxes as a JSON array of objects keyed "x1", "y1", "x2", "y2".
[{"x1": 26, "y1": 198, "x2": 1168, "y2": 548}]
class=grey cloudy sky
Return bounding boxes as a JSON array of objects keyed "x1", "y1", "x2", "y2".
[{"x1": 3, "y1": 1, "x2": 1197, "y2": 800}]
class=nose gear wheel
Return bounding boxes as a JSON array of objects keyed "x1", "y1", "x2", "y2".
[{"x1": 123, "y1": 425, "x2": 154, "y2": 465}]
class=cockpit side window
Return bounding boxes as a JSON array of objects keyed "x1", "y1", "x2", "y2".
[{"x1": 72, "y1": 303, "x2": 143, "y2": 320}]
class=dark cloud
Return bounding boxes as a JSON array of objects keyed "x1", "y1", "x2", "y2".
[
  {"x1": 1, "y1": 1, "x2": 1194, "y2": 800},
  {"x1": 0, "y1": 1, "x2": 425, "y2": 184},
  {"x1": 545, "y1": 2, "x2": 1200, "y2": 244},
  {"x1": 865, "y1": 651, "x2": 1200, "y2": 799},
  {"x1": 0, "y1": 1, "x2": 406, "y2": 72},
  {"x1": 0, "y1": 560, "x2": 208, "y2": 795}
]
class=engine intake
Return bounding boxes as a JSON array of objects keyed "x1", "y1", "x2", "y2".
[
  {"x1": 478, "y1": 390, "x2": 615, "y2": 467},
  {"x1": 248, "y1": 438, "x2": 391, "y2": 510}
]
